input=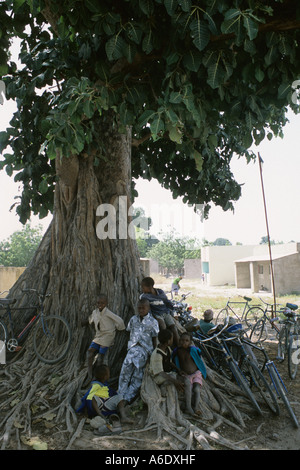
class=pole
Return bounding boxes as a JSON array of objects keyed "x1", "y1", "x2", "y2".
[{"x1": 258, "y1": 152, "x2": 276, "y2": 316}]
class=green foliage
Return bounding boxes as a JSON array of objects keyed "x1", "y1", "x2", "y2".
[
  {"x1": 213, "y1": 237, "x2": 232, "y2": 246},
  {"x1": 0, "y1": 224, "x2": 43, "y2": 266},
  {"x1": 148, "y1": 231, "x2": 201, "y2": 273},
  {"x1": 0, "y1": 0, "x2": 299, "y2": 222}
]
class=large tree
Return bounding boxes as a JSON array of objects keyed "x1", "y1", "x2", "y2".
[{"x1": 0, "y1": 0, "x2": 300, "y2": 449}]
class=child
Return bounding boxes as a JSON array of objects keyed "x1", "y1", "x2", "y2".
[
  {"x1": 82, "y1": 294, "x2": 125, "y2": 382},
  {"x1": 149, "y1": 329, "x2": 185, "y2": 392},
  {"x1": 199, "y1": 309, "x2": 215, "y2": 334},
  {"x1": 118, "y1": 298, "x2": 159, "y2": 404},
  {"x1": 172, "y1": 332, "x2": 207, "y2": 416},
  {"x1": 171, "y1": 276, "x2": 182, "y2": 298},
  {"x1": 76, "y1": 363, "x2": 133, "y2": 424},
  {"x1": 140, "y1": 277, "x2": 180, "y2": 346}
]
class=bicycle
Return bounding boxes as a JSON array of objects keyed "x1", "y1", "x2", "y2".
[
  {"x1": 193, "y1": 320, "x2": 264, "y2": 416},
  {"x1": 216, "y1": 295, "x2": 264, "y2": 326},
  {"x1": 248, "y1": 298, "x2": 284, "y2": 343},
  {"x1": 276, "y1": 303, "x2": 300, "y2": 379},
  {"x1": 221, "y1": 328, "x2": 280, "y2": 416},
  {"x1": 239, "y1": 335, "x2": 299, "y2": 428},
  {"x1": 0, "y1": 288, "x2": 72, "y2": 364}
]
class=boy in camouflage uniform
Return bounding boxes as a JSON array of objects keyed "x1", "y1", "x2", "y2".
[{"x1": 118, "y1": 298, "x2": 159, "y2": 403}]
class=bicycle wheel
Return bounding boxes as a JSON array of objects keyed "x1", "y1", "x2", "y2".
[
  {"x1": 288, "y1": 331, "x2": 300, "y2": 380},
  {"x1": 216, "y1": 308, "x2": 229, "y2": 324},
  {"x1": 244, "y1": 360, "x2": 279, "y2": 415},
  {"x1": 228, "y1": 359, "x2": 262, "y2": 415},
  {"x1": 33, "y1": 315, "x2": 72, "y2": 364},
  {"x1": 250, "y1": 318, "x2": 268, "y2": 343},
  {"x1": 277, "y1": 326, "x2": 288, "y2": 362},
  {"x1": 268, "y1": 362, "x2": 299, "y2": 428},
  {"x1": 245, "y1": 306, "x2": 265, "y2": 328},
  {"x1": 0, "y1": 320, "x2": 8, "y2": 344}
]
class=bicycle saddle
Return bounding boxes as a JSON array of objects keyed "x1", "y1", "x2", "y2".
[{"x1": 286, "y1": 303, "x2": 298, "y2": 311}]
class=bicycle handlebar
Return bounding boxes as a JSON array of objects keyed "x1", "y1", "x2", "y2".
[{"x1": 197, "y1": 317, "x2": 230, "y2": 343}]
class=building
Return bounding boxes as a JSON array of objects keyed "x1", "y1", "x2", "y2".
[
  {"x1": 201, "y1": 245, "x2": 255, "y2": 286},
  {"x1": 235, "y1": 243, "x2": 300, "y2": 295},
  {"x1": 0, "y1": 266, "x2": 26, "y2": 297},
  {"x1": 201, "y1": 243, "x2": 300, "y2": 295}
]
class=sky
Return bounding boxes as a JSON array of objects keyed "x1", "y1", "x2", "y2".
[{"x1": 0, "y1": 86, "x2": 300, "y2": 245}]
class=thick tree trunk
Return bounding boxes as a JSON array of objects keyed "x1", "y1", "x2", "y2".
[{"x1": 7, "y1": 114, "x2": 143, "y2": 377}]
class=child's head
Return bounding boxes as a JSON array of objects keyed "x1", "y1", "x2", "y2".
[
  {"x1": 179, "y1": 332, "x2": 192, "y2": 349},
  {"x1": 203, "y1": 309, "x2": 213, "y2": 323},
  {"x1": 141, "y1": 277, "x2": 155, "y2": 293},
  {"x1": 93, "y1": 363, "x2": 110, "y2": 382},
  {"x1": 158, "y1": 328, "x2": 173, "y2": 346},
  {"x1": 137, "y1": 298, "x2": 150, "y2": 318},
  {"x1": 97, "y1": 294, "x2": 108, "y2": 311}
]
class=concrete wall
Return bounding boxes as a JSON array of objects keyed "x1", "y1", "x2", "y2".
[
  {"x1": 201, "y1": 245, "x2": 255, "y2": 286},
  {"x1": 184, "y1": 259, "x2": 202, "y2": 278},
  {"x1": 0, "y1": 266, "x2": 26, "y2": 296},
  {"x1": 273, "y1": 253, "x2": 300, "y2": 295}
]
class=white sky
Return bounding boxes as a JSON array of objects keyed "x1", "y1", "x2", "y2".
[
  {"x1": 0, "y1": 88, "x2": 300, "y2": 245},
  {"x1": 135, "y1": 108, "x2": 300, "y2": 245}
]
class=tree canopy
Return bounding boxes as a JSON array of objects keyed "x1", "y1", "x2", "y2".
[
  {"x1": 0, "y1": 0, "x2": 299, "y2": 223},
  {"x1": 0, "y1": 223, "x2": 43, "y2": 266}
]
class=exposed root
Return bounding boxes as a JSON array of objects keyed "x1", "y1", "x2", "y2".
[{"x1": 139, "y1": 366, "x2": 254, "y2": 450}]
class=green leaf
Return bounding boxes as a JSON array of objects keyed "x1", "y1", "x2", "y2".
[
  {"x1": 138, "y1": 109, "x2": 156, "y2": 126},
  {"x1": 255, "y1": 67, "x2": 264, "y2": 82},
  {"x1": 150, "y1": 115, "x2": 164, "y2": 139},
  {"x1": 139, "y1": 0, "x2": 155, "y2": 16},
  {"x1": 164, "y1": 0, "x2": 177, "y2": 16},
  {"x1": 105, "y1": 35, "x2": 126, "y2": 61},
  {"x1": 207, "y1": 54, "x2": 225, "y2": 89},
  {"x1": 169, "y1": 91, "x2": 182, "y2": 104},
  {"x1": 192, "y1": 149, "x2": 203, "y2": 172},
  {"x1": 167, "y1": 123, "x2": 182, "y2": 143},
  {"x1": 278, "y1": 83, "x2": 291, "y2": 100},
  {"x1": 38, "y1": 180, "x2": 48, "y2": 194},
  {"x1": 182, "y1": 50, "x2": 201, "y2": 72},
  {"x1": 190, "y1": 18, "x2": 210, "y2": 52},
  {"x1": 243, "y1": 16, "x2": 258, "y2": 40}
]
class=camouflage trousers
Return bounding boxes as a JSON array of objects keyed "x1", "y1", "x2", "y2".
[{"x1": 118, "y1": 345, "x2": 149, "y2": 403}]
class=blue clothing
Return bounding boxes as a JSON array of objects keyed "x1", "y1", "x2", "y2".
[
  {"x1": 76, "y1": 380, "x2": 117, "y2": 418},
  {"x1": 172, "y1": 345, "x2": 207, "y2": 379},
  {"x1": 140, "y1": 289, "x2": 174, "y2": 318},
  {"x1": 89, "y1": 342, "x2": 109, "y2": 354}
]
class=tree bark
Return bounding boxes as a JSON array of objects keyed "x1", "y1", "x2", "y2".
[{"x1": 6, "y1": 113, "x2": 143, "y2": 377}]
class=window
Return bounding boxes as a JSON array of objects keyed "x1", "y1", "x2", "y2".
[{"x1": 258, "y1": 265, "x2": 263, "y2": 274}]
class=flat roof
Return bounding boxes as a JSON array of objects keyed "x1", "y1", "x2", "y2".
[{"x1": 235, "y1": 252, "x2": 299, "y2": 263}]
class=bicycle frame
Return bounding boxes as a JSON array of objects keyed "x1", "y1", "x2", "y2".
[
  {"x1": 241, "y1": 337, "x2": 288, "y2": 392},
  {"x1": 0, "y1": 302, "x2": 40, "y2": 348}
]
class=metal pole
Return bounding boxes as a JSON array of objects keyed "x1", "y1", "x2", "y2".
[{"x1": 258, "y1": 152, "x2": 276, "y2": 316}]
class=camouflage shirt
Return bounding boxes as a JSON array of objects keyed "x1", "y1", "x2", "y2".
[{"x1": 126, "y1": 313, "x2": 159, "y2": 355}]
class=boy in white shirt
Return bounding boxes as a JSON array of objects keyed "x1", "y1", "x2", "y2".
[{"x1": 82, "y1": 294, "x2": 125, "y2": 382}]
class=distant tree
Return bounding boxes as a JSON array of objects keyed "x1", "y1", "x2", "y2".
[
  {"x1": 148, "y1": 231, "x2": 200, "y2": 274},
  {"x1": 0, "y1": 224, "x2": 43, "y2": 267},
  {"x1": 213, "y1": 237, "x2": 232, "y2": 246},
  {"x1": 260, "y1": 235, "x2": 275, "y2": 245}
]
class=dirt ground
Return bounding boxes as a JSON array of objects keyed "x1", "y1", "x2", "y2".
[
  {"x1": 2, "y1": 281, "x2": 300, "y2": 452},
  {"x1": 68, "y1": 281, "x2": 300, "y2": 452}
]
